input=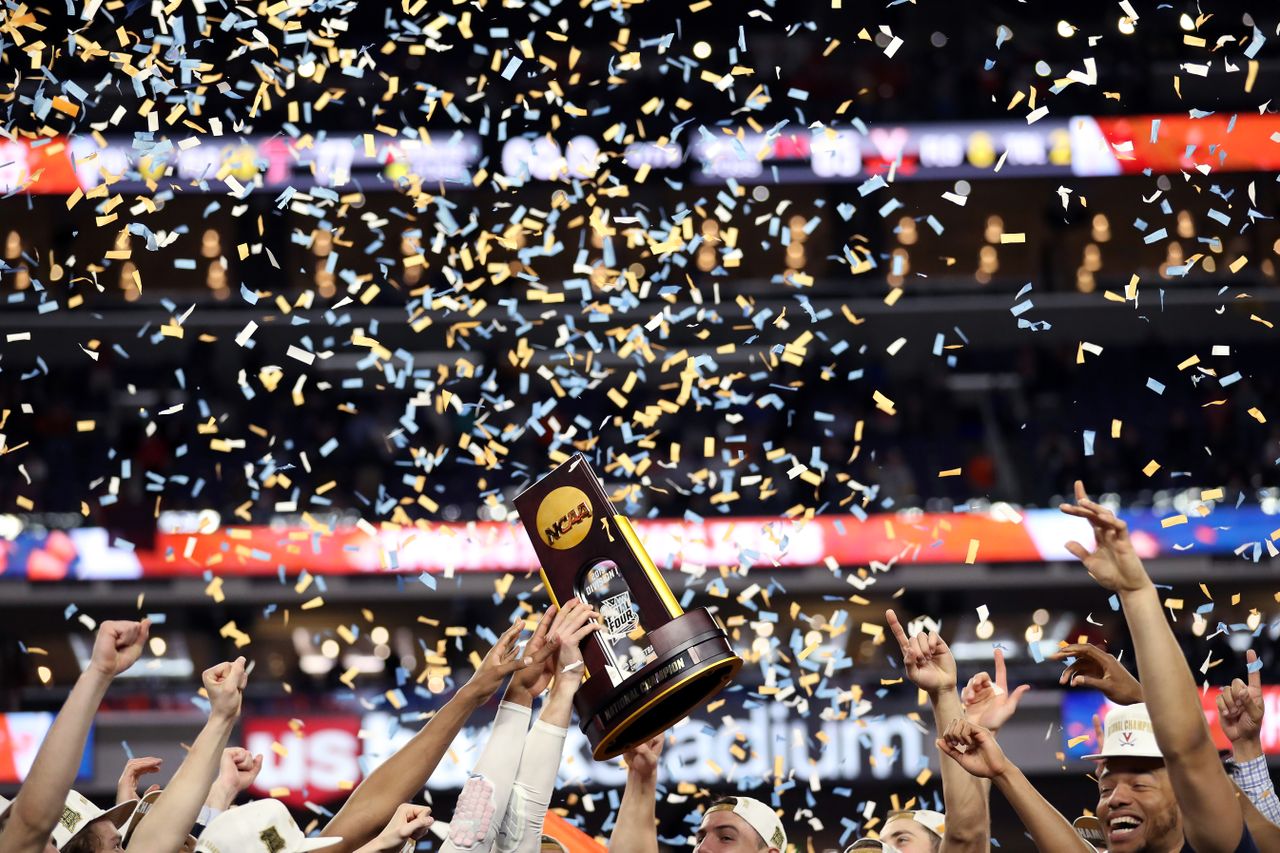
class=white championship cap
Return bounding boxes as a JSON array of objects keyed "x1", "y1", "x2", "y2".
[
  {"x1": 885, "y1": 809, "x2": 946, "y2": 839},
  {"x1": 194, "y1": 799, "x2": 342, "y2": 853},
  {"x1": 705, "y1": 796, "x2": 787, "y2": 852},
  {"x1": 53, "y1": 790, "x2": 138, "y2": 850},
  {"x1": 1082, "y1": 703, "x2": 1164, "y2": 761}
]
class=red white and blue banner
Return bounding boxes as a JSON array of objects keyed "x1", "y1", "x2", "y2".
[{"x1": 0, "y1": 505, "x2": 1274, "y2": 581}]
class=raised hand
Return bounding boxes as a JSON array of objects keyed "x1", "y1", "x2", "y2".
[
  {"x1": 218, "y1": 747, "x2": 263, "y2": 795},
  {"x1": 1059, "y1": 481, "x2": 1151, "y2": 593},
  {"x1": 550, "y1": 598, "x2": 602, "y2": 688},
  {"x1": 937, "y1": 719, "x2": 1009, "y2": 780},
  {"x1": 886, "y1": 609, "x2": 956, "y2": 697},
  {"x1": 203, "y1": 657, "x2": 248, "y2": 721},
  {"x1": 362, "y1": 803, "x2": 434, "y2": 853},
  {"x1": 115, "y1": 756, "x2": 163, "y2": 804},
  {"x1": 90, "y1": 619, "x2": 151, "y2": 678},
  {"x1": 1217, "y1": 649, "x2": 1264, "y2": 746},
  {"x1": 505, "y1": 606, "x2": 560, "y2": 699},
  {"x1": 623, "y1": 733, "x2": 664, "y2": 780},
  {"x1": 1049, "y1": 642, "x2": 1144, "y2": 706},
  {"x1": 463, "y1": 617, "x2": 559, "y2": 703},
  {"x1": 961, "y1": 648, "x2": 1030, "y2": 734}
]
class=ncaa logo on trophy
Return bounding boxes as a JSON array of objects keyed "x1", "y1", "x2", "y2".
[{"x1": 515, "y1": 453, "x2": 743, "y2": 759}]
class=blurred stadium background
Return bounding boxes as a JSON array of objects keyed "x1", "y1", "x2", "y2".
[{"x1": 0, "y1": 0, "x2": 1278, "y2": 848}]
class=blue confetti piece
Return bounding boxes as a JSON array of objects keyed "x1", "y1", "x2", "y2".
[
  {"x1": 1248, "y1": 657, "x2": 1264, "y2": 673},
  {"x1": 1083, "y1": 430, "x2": 1096, "y2": 456},
  {"x1": 1147, "y1": 378, "x2": 1166, "y2": 395},
  {"x1": 1109, "y1": 594, "x2": 1120, "y2": 611}
]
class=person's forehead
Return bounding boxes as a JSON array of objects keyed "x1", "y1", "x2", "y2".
[
  {"x1": 1099, "y1": 759, "x2": 1165, "y2": 781},
  {"x1": 701, "y1": 810, "x2": 751, "y2": 834},
  {"x1": 883, "y1": 817, "x2": 928, "y2": 836}
]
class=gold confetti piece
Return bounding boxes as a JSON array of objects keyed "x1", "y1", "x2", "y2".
[
  {"x1": 1229, "y1": 256, "x2": 1248, "y2": 273},
  {"x1": 37, "y1": 666, "x2": 52, "y2": 684},
  {"x1": 268, "y1": 787, "x2": 291, "y2": 798},
  {"x1": 1164, "y1": 598, "x2": 1184, "y2": 610},
  {"x1": 205, "y1": 577, "x2": 225, "y2": 604},
  {"x1": 1068, "y1": 734, "x2": 1091, "y2": 748},
  {"x1": 1142, "y1": 460, "x2": 1161, "y2": 477},
  {"x1": 1000, "y1": 232, "x2": 1026, "y2": 244},
  {"x1": 965, "y1": 539, "x2": 980, "y2": 565},
  {"x1": 1201, "y1": 488, "x2": 1224, "y2": 501},
  {"x1": 938, "y1": 468, "x2": 961, "y2": 478},
  {"x1": 872, "y1": 390, "x2": 896, "y2": 415},
  {"x1": 1111, "y1": 419, "x2": 1122, "y2": 438},
  {"x1": 219, "y1": 621, "x2": 251, "y2": 648},
  {"x1": 1161, "y1": 515, "x2": 1187, "y2": 528},
  {"x1": 1248, "y1": 407, "x2": 1266, "y2": 423},
  {"x1": 75, "y1": 420, "x2": 95, "y2": 432}
]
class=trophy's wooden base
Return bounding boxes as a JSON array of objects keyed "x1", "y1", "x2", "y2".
[{"x1": 574, "y1": 608, "x2": 743, "y2": 760}]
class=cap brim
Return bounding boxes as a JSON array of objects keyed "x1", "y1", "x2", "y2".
[
  {"x1": 1081, "y1": 749, "x2": 1163, "y2": 761},
  {"x1": 104, "y1": 801, "x2": 140, "y2": 828},
  {"x1": 295, "y1": 836, "x2": 343, "y2": 852}
]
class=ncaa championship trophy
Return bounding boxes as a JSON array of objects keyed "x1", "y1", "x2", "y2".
[{"x1": 514, "y1": 453, "x2": 743, "y2": 759}]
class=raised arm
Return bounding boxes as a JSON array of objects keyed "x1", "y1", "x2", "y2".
[
  {"x1": 0, "y1": 619, "x2": 148, "y2": 853},
  {"x1": 1061, "y1": 481, "x2": 1245, "y2": 853},
  {"x1": 125, "y1": 657, "x2": 247, "y2": 853},
  {"x1": 886, "y1": 609, "x2": 989, "y2": 853},
  {"x1": 939, "y1": 720, "x2": 1093, "y2": 852},
  {"x1": 201, "y1": 747, "x2": 264, "y2": 819},
  {"x1": 500, "y1": 601, "x2": 600, "y2": 853},
  {"x1": 321, "y1": 617, "x2": 558, "y2": 853},
  {"x1": 1218, "y1": 650, "x2": 1280, "y2": 827},
  {"x1": 353, "y1": 804, "x2": 435, "y2": 853},
  {"x1": 607, "y1": 734, "x2": 663, "y2": 853}
]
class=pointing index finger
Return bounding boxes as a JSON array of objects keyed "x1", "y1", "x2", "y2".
[{"x1": 885, "y1": 609, "x2": 911, "y2": 656}]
